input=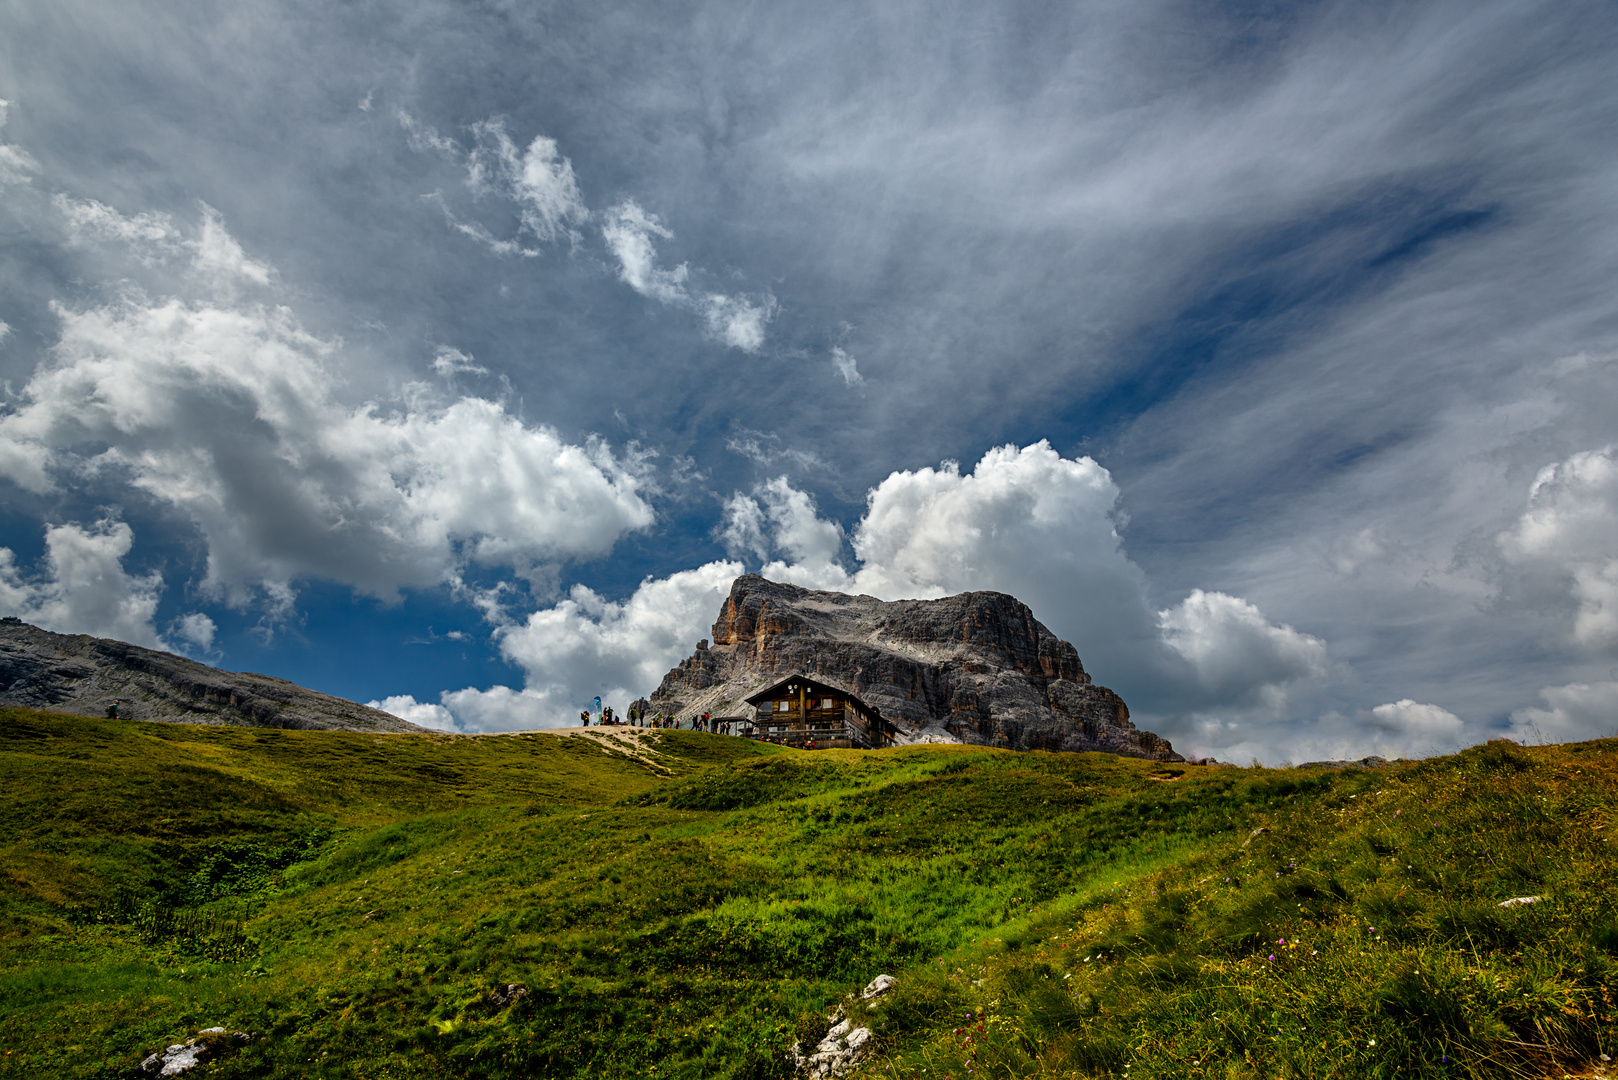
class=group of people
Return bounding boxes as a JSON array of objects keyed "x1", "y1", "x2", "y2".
[{"x1": 577, "y1": 706, "x2": 738, "y2": 736}]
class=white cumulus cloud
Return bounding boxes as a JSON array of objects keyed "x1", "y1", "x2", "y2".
[
  {"x1": 1499, "y1": 446, "x2": 1618, "y2": 650},
  {"x1": 1367, "y1": 698, "x2": 1464, "y2": 738},
  {"x1": 837, "y1": 443, "x2": 1329, "y2": 728},
  {"x1": 172, "y1": 611, "x2": 217, "y2": 652},
  {"x1": 723, "y1": 477, "x2": 848, "y2": 590},
  {"x1": 368, "y1": 693, "x2": 458, "y2": 731},
  {"x1": 489, "y1": 561, "x2": 743, "y2": 725},
  {"x1": 1159, "y1": 590, "x2": 1328, "y2": 711},
  {"x1": 1509, "y1": 681, "x2": 1618, "y2": 745},
  {"x1": 0, "y1": 521, "x2": 165, "y2": 648},
  {"x1": 379, "y1": 560, "x2": 744, "y2": 732},
  {"x1": 1238, "y1": 698, "x2": 1467, "y2": 765},
  {"x1": 0, "y1": 213, "x2": 655, "y2": 611}
]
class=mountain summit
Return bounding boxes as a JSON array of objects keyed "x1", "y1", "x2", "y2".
[
  {"x1": 0, "y1": 619, "x2": 426, "y2": 733},
  {"x1": 650, "y1": 574, "x2": 1180, "y2": 761}
]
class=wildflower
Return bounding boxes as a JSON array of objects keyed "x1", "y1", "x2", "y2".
[
  {"x1": 1268, "y1": 954, "x2": 1276, "y2": 961},
  {"x1": 1369, "y1": 1039, "x2": 1377, "y2": 1047}
]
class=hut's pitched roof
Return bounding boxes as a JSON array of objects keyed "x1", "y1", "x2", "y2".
[{"x1": 743, "y1": 674, "x2": 880, "y2": 718}]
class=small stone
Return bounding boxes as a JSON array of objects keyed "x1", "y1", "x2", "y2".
[{"x1": 489, "y1": 983, "x2": 527, "y2": 1008}]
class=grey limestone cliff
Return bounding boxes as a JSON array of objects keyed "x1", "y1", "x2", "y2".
[
  {"x1": 649, "y1": 575, "x2": 1180, "y2": 761},
  {"x1": 0, "y1": 619, "x2": 427, "y2": 733}
]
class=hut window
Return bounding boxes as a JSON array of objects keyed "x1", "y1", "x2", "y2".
[
  {"x1": 821, "y1": 698, "x2": 834, "y2": 709},
  {"x1": 776, "y1": 700, "x2": 790, "y2": 712}
]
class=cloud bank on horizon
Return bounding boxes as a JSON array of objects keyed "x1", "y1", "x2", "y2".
[{"x1": 1, "y1": 1, "x2": 1617, "y2": 762}]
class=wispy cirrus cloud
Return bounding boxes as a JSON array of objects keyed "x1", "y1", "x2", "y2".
[
  {"x1": 398, "y1": 110, "x2": 587, "y2": 256},
  {"x1": 600, "y1": 200, "x2": 688, "y2": 303},
  {"x1": 0, "y1": 100, "x2": 39, "y2": 186},
  {"x1": 601, "y1": 199, "x2": 778, "y2": 352},
  {"x1": 398, "y1": 109, "x2": 779, "y2": 351}
]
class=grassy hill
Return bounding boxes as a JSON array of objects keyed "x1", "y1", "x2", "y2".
[{"x1": 1, "y1": 708, "x2": 1615, "y2": 1079}]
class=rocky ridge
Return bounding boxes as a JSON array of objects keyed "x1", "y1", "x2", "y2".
[
  {"x1": 649, "y1": 575, "x2": 1180, "y2": 760},
  {"x1": 0, "y1": 620, "x2": 427, "y2": 733}
]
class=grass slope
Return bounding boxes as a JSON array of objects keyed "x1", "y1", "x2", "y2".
[{"x1": 1, "y1": 709, "x2": 1614, "y2": 1079}]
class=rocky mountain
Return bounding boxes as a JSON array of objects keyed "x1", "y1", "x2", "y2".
[
  {"x1": 648, "y1": 575, "x2": 1180, "y2": 761},
  {"x1": 0, "y1": 619, "x2": 427, "y2": 733}
]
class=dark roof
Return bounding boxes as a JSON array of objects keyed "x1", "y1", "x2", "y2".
[{"x1": 743, "y1": 674, "x2": 880, "y2": 719}]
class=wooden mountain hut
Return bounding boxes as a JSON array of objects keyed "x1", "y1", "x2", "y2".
[{"x1": 744, "y1": 675, "x2": 894, "y2": 749}]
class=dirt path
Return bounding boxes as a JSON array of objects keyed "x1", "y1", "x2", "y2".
[{"x1": 467, "y1": 723, "x2": 741, "y2": 770}]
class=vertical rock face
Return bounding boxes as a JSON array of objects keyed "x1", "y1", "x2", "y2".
[{"x1": 649, "y1": 575, "x2": 1180, "y2": 761}]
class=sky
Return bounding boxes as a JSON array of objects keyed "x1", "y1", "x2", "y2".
[{"x1": 1, "y1": 0, "x2": 1617, "y2": 763}]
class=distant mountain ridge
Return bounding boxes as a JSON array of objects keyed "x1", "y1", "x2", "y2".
[
  {"x1": 649, "y1": 574, "x2": 1181, "y2": 761},
  {"x1": 0, "y1": 619, "x2": 427, "y2": 733}
]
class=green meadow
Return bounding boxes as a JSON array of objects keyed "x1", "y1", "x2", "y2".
[{"x1": 1, "y1": 707, "x2": 1615, "y2": 1079}]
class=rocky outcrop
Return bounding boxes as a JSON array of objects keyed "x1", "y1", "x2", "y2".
[
  {"x1": 793, "y1": 974, "x2": 895, "y2": 1078},
  {"x1": 137, "y1": 1028, "x2": 252, "y2": 1076},
  {"x1": 0, "y1": 620, "x2": 426, "y2": 733},
  {"x1": 649, "y1": 575, "x2": 1180, "y2": 760}
]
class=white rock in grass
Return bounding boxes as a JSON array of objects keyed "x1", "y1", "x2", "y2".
[
  {"x1": 793, "y1": 979, "x2": 894, "y2": 1077},
  {"x1": 861, "y1": 974, "x2": 897, "y2": 999},
  {"x1": 136, "y1": 1029, "x2": 251, "y2": 1076},
  {"x1": 1497, "y1": 896, "x2": 1542, "y2": 907}
]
